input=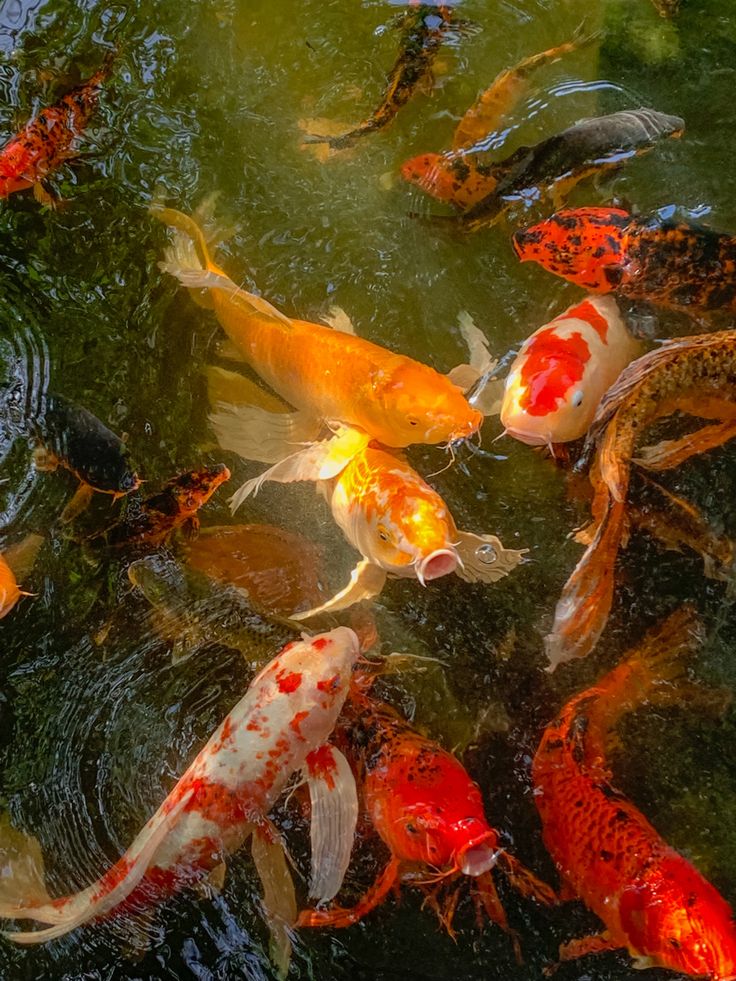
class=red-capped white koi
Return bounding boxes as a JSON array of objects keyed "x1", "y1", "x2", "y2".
[
  {"x1": 0, "y1": 628, "x2": 360, "y2": 944},
  {"x1": 500, "y1": 296, "x2": 641, "y2": 446}
]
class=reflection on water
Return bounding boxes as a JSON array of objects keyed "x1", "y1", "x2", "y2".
[{"x1": 0, "y1": 0, "x2": 734, "y2": 978}]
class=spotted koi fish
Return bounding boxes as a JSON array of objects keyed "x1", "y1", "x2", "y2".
[
  {"x1": 88, "y1": 464, "x2": 230, "y2": 550},
  {"x1": 0, "y1": 51, "x2": 114, "y2": 206},
  {"x1": 302, "y1": 5, "x2": 455, "y2": 152},
  {"x1": 514, "y1": 206, "x2": 736, "y2": 316},
  {"x1": 0, "y1": 628, "x2": 361, "y2": 944},
  {"x1": 291, "y1": 444, "x2": 526, "y2": 619},
  {"x1": 500, "y1": 296, "x2": 641, "y2": 446},
  {"x1": 534, "y1": 607, "x2": 736, "y2": 978},
  {"x1": 299, "y1": 693, "x2": 555, "y2": 948},
  {"x1": 546, "y1": 330, "x2": 736, "y2": 669},
  {"x1": 155, "y1": 205, "x2": 483, "y2": 490}
]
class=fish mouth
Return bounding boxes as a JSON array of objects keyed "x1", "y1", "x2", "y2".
[
  {"x1": 500, "y1": 423, "x2": 550, "y2": 447},
  {"x1": 416, "y1": 549, "x2": 459, "y2": 585},
  {"x1": 457, "y1": 836, "x2": 501, "y2": 877}
]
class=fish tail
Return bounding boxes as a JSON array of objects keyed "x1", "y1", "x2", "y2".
[
  {"x1": 152, "y1": 200, "x2": 233, "y2": 308},
  {"x1": 2, "y1": 789, "x2": 193, "y2": 944}
]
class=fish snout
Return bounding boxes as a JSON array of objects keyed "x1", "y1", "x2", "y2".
[
  {"x1": 417, "y1": 548, "x2": 459, "y2": 584},
  {"x1": 457, "y1": 836, "x2": 500, "y2": 877}
]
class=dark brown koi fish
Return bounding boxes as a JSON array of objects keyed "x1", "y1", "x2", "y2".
[
  {"x1": 88, "y1": 464, "x2": 230, "y2": 550},
  {"x1": 303, "y1": 5, "x2": 455, "y2": 152},
  {"x1": 0, "y1": 51, "x2": 115, "y2": 206},
  {"x1": 545, "y1": 331, "x2": 736, "y2": 669}
]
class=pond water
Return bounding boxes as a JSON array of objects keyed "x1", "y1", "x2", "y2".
[{"x1": 1, "y1": 0, "x2": 736, "y2": 979}]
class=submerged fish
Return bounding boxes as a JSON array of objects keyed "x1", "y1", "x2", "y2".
[
  {"x1": 514, "y1": 206, "x2": 736, "y2": 316},
  {"x1": 500, "y1": 296, "x2": 641, "y2": 446},
  {"x1": 88, "y1": 464, "x2": 230, "y2": 550},
  {"x1": 533, "y1": 607, "x2": 736, "y2": 979},
  {"x1": 33, "y1": 394, "x2": 140, "y2": 521},
  {"x1": 0, "y1": 628, "x2": 360, "y2": 944},
  {"x1": 401, "y1": 151, "x2": 500, "y2": 210},
  {"x1": 0, "y1": 51, "x2": 114, "y2": 206},
  {"x1": 546, "y1": 330, "x2": 736, "y2": 669},
  {"x1": 0, "y1": 533, "x2": 42, "y2": 619},
  {"x1": 127, "y1": 553, "x2": 300, "y2": 666},
  {"x1": 302, "y1": 5, "x2": 455, "y2": 152},
  {"x1": 155, "y1": 204, "x2": 483, "y2": 488},
  {"x1": 292, "y1": 444, "x2": 526, "y2": 619},
  {"x1": 299, "y1": 694, "x2": 555, "y2": 947},
  {"x1": 460, "y1": 109, "x2": 684, "y2": 230}
]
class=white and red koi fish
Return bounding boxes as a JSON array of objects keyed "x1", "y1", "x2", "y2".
[
  {"x1": 0, "y1": 628, "x2": 360, "y2": 944},
  {"x1": 292, "y1": 444, "x2": 526, "y2": 619},
  {"x1": 500, "y1": 296, "x2": 641, "y2": 446}
]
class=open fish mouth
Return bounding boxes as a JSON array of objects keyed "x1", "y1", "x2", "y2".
[
  {"x1": 416, "y1": 548, "x2": 459, "y2": 585},
  {"x1": 457, "y1": 835, "x2": 501, "y2": 877}
]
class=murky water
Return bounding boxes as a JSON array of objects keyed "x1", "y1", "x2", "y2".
[{"x1": 0, "y1": 0, "x2": 735, "y2": 978}]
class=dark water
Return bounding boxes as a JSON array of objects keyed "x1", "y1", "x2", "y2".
[{"x1": 0, "y1": 0, "x2": 735, "y2": 978}]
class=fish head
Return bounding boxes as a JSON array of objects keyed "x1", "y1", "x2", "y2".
[
  {"x1": 368, "y1": 360, "x2": 483, "y2": 447},
  {"x1": 618, "y1": 856, "x2": 736, "y2": 979},
  {"x1": 334, "y1": 450, "x2": 459, "y2": 581},
  {"x1": 166, "y1": 463, "x2": 231, "y2": 515},
  {"x1": 513, "y1": 208, "x2": 630, "y2": 291}
]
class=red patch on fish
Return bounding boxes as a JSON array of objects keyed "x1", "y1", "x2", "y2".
[
  {"x1": 317, "y1": 674, "x2": 340, "y2": 693},
  {"x1": 518, "y1": 328, "x2": 590, "y2": 416},
  {"x1": 276, "y1": 670, "x2": 303, "y2": 693},
  {"x1": 568, "y1": 299, "x2": 609, "y2": 341},
  {"x1": 289, "y1": 710, "x2": 310, "y2": 737},
  {"x1": 311, "y1": 637, "x2": 330, "y2": 651},
  {"x1": 306, "y1": 745, "x2": 337, "y2": 791}
]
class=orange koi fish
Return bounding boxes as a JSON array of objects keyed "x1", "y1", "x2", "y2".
[
  {"x1": 0, "y1": 629, "x2": 360, "y2": 945},
  {"x1": 401, "y1": 151, "x2": 500, "y2": 209},
  {"x1": 500, "y1": 296, "x2": 641, "y2": 446},
  {"x1": 514, "y1": 206, "x2": 736, "y2": 316},
  {"x1": 299, "y1": 695, "x2": 555, "y2": 947},
  {"x1": 533, "y1": 607, "x2": 736, "y2": 979},
  {"x1": 302, "y1": 5, "x2": 455, "y2": 153},
  {"x1": 546, "y1": 330, "x2": 736, "y2": 669},
  {"x1": 0, "y1": 51, "x2": 114, "y2": 206},
  {"x1": 291, "y1": 444, "x2": 526, "y2": 619},
  {"x1": 155, "y1": 205, "x2": 483, "y2": 487},
  {"x1": 0, "y1": 533, "x2": 42, "y2": 618}
]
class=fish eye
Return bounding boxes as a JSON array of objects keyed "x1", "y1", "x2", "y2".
[
  {"x1": 377, "y1": 524, "x2": 392, "y2": 544},
  {"x1": 571, "y1": 389, "x2": 584, "y2": 408},
  {"x1": 408, "y1": 418, "x2": 419, "y2": 427}
]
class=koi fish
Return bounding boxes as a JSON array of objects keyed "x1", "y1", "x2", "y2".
[
  {"x1": 301, "y1": 5, "x2": 455, "y2": 153},
  {"x1": 515, "y1": 207, "x2": 736, "y2": 316},
  {"x1": 32, "y1": 394, "x2": 140, "y2": 522},
  {"x1": 460, "y1": 108, "x2": 684, "y2": 231},
  {"x1": 127, "y1": 553, "x2": 300, "y2": 666},
  {"x1": 401, "y1": 151, "x2": 500, "y2": 210},
  {"x1": 0, "y1": 533, "x2": 42, "y2": 618},
  {"x1": 0, "y1": 628, "x2": 360, "y2": 944},
  {"x1": 299, "y1": 694, "x2": 555, "y2": 947},
  {"x1": 533, "y1": 607, "x2": 736, "y2": 978},
  {"x1": 155, "y1": 204, "x2": 483, "y2": 487},
  {"x1": 291, "y1": 444, "x2": 526, "y2": 619},
  {"x1": 87, "y1": 464, "x2": 230, "y2": 550},
  {"x1": 0, "y1": 51, "x2": 114, "y2": 206},
  {"x1": 500, "y1": 295, "x2": 641, "y2": 446},
  {"x1": 546, "y1": 330, "x2": 736, "y2": 668}
]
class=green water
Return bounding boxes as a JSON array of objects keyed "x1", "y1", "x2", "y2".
[{"x1": 0, "y1": 0, "x2": 736, "y2": 978}]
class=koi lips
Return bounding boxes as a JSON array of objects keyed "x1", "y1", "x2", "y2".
[{"x1": 416, "y1": 548, "x2": 458, "y2": 584}]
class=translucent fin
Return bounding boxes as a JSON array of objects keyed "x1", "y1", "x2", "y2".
[
  {"x1": 251, "y1": 826, "x2": 296, "y2": 980},
  {"x1": 453, "y1": 532, "x2": 526, "y2": 584},
  {"x1": 290, "y1": 560, "x2": 387, "y2": 620},
  {"x1": 0, "y1": 815, "x2": 54, "y2": 919},
  {"x1": 3, "y1": 534, "x2": 44, "y2": 581},
  {"x1": 458, "y1": 311, "x2": 495, "y2": 375},
  {"x1": 59, "y1": 483, "x2": 94, "y2": 524},
  {"x1": 229, "y1": 427, "x2": 371, "y2": 511},
  {"x1": 205, "y1": 365, "x2": 291, "y2": 413},
  {"x1": 210, "y1": 401, "x2": 322, "y2": 465},
  {"x1": 320, "y1": 306, "x2": 356, "y2": 335},
  {"x1": 305, "y1": 745, "x2": 358, "y2": 903}
]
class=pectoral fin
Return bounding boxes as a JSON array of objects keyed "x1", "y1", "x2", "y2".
[
  {"x1": 320, "y1": 305, "x2": 356, "y2": 335},
  {"x1": 251, "y1": 825, "x2": 297, "y2": 980},
  {"x1": 228, "y1": 427, "x2": 371, "y2": 513},
  {"x1": 458, "y1": 310, "x2": 494, "y2": 375},
  {"x1": 447, "y1": 311, "x2": 503, "y2": 414},
  {"x1": 454, "y1": 531, "x2": 526, "y2": 584},
  {"x1": 305, "y1": 745, "x2": 358, "y2": 903},
  {"x1": 210, "y1": 401, "x2": 323, "y2": 466},
  {"x1": 205, "y1": 365, "x2": 291, "y2": 413},
  {"x1": 290, "y1": 560, "x2": 387, "y2": 620}
]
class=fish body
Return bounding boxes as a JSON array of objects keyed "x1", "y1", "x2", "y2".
[
  {"x1": 89, "y1": 464, "x2": 230, "y2": 550},
  {"x1": 1, "y1": 628, "x2": 361, "y2": 943},
  {"x1": 500, "y1": 296, "x2": 641, "y2": 445},
  {"x1": 156, "y1": 206, "x2": 482, "y2": 449},
  {"x1": 546, "y1": 330, "x2": 736, "y2": 668},
  {"x1": 305, "y1": 5, "x2": 454, "y2": 151},
  {"x1": 0, "y1": 533, "x2": 42, "y2": 618},
  {"x1": 0, "y1": 552, "x2": 24, "y2": 619},
  {"x1": 462, "y1": 109, "x2": 683, "y2": 230},
  {"x1": 0, "y1": 54, "x2": 113, "y2": 201},
  {"x1": 401, "y1": 151, "x2": 500, "y2": 209},
  {"x1": 33, "y1": 394, "x2": 139, "y2": 496},
  {"x1": 533, "y1": 609, "x2": 736, "y2": 978}
]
